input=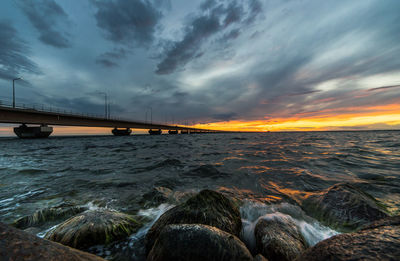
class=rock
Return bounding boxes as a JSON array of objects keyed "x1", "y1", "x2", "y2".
[
  {"x1": 145, "y1": 190, "x2": 242, "y2": 253},
  {"x1": 147, "y1": 224, "x2": 253, "y2": 261},
  {"x1": 295, "y1": 216, "x2": 400, "y2": 261},
  {"x1": 255, "y1": 213, "x2": 307, "y2": 261},
  {"x1": 0, "y1": 222, "x2": 105, "y2": 261},
  {"x1": 301, "y1": 183, "x2": 388, "y2": 231},
  {"x1": 253, "y1": 254, "x2": 269, "y2": 261},
  {"x1": 140, "y1": 187, "x2": 196, "y2": 208},
  {"x1": 12, "y1": 204, "x2": 87, "y2": 229},
  {"x1": 45, "y1": 209, "x2": 142, "y2": 249},
  {"x1": 140, "y1": 187, "x2": 174, "y2": 208}
]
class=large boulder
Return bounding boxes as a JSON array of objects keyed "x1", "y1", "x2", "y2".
[
  {"x1": 295, "y1": 216, "x2": 400, "y2": 261},
  {"x1": 0, "y1": 222, "x2": 105, "y2": 261},
  {"x1": 147, "y1": 224, "x2": 253, "y2": 261},
  {"x1": 255, "y1": 213, "x2": 307, "y2": 261},
  {"x1": 145, "y1": 190, "x2": 242, "y2": 253},
  {"x1": 45, "y1": 209, "x2": 142, "y2": 249},
  {"x1": 12, "y1": 204, "x2": 87, "y2": 229},
  {"x1": 301, "y1": 183, "x2": 389, "y2": 231}
]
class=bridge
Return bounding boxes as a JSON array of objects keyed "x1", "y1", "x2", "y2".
[{"x1": 0, "y1": 103, "x2": 222, "y2": 138}]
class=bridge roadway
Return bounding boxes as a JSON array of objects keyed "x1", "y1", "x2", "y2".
[{"x1": 0, "y1": 105, "x2": 221, "y2": 134}]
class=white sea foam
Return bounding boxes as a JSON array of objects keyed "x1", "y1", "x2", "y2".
[
  {"x1": 240, "y1": 201, "x2": 339, "y2": 252},
  {"x1": 131, "y1": 203, "x2": 175, "y2": 242}
]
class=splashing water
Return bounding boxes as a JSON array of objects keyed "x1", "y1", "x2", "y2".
[{"x1": 240, "y1": 201, "x2": 339, "y2": 252}]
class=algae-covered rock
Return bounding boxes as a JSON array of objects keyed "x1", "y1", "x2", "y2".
[
  {"x1": 145, "y1": 190, "x2": 242, "y2": 253},
  {"x1": 295, "y1": 216, "x2": 400, "y2": 261},
  {"x1": 0, "y1": 222, "x2": 105, "y2": 261},
  {"x1": 45, "y1": 210, "x2": 142, "y2": 249},
  {"x1": 301, "y1": 183, "x2": 388, "y2": 231},
  {"x1": 148, "y1": 224, "x2": 253, "y2": 261},
  {"x1": 255, "y1": 213, "x2": 307, "y2": 261},
  {"x1": 12, "y1": 204, "x2": 87, "y2": 229}
]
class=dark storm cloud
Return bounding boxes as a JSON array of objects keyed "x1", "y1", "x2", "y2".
[
  {"x1": 18, "y1": 0, "x2": 71, "y2": 48},
  {"x1": 0, "y1": 21, "x2": 39, "y2": 80},
  {"x1": 92, "y1": 0, "x2": 163, "y2": 46},
  {"x1": 96, "y1": 48, "x2": 127, "y2": 67},
  {"x1": 212, "y1": 112, "x2": 237, "y2": 121},
  {"x1": 221, "y1": 0, "x2": 400, "y2": 120},
  {"x1": 155, "y1": 0, "x2": 262, "y2": 75}
]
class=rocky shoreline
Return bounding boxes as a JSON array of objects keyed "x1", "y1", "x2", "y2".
[{"x1": 1, "y1": 183, "x2": 399, "y2": 261}]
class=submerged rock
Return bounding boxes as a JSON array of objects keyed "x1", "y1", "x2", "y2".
[
  {"x1": 139, "y1": 186, "x2": 195, "y2": 208},
  {"x1": 0, "y1": 222, "x2": 105, "y2": 261},
  {"x1": 295, "y1": 216, "x2": 400, "y2": 261},
  {"x1": 147, "y1": 224, "x2": 253, "y2": 261},
  {"x1": 255, "y1": 213, "x2": 307, "y2": 261},
  {"x1": 301, "y1": 183, "x2": 388, "y2": 231},
  {"x1": 145, "y1": 189, "x2": 242, "y2": 253},
  {"x1": 45, "y1": 210, "x2": 142, "y2": 249},
  {"x1": 12, "y1": 204, "x2": 87, "y2": 229}
]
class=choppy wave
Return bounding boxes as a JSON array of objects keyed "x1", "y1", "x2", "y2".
[{"x1": 0, "y1": 131, "x2": 399, "y2": 259}]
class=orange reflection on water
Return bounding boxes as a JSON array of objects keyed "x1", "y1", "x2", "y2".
[
  {"x1": 217, "y1": 186, "x2": 282, "y2": 204},
  {"x1": 266, "y1": 181, "x2": 315, "y2": 204}
]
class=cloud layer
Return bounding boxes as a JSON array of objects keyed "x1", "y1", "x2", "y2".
[
  {"x1": 0, "y1": 0, "x2": 399, "y2": 130},
  {"x1": 0, "y1": 21, "x2": 39, "y2": 80},
  {"x1": 18, "y1": 0, "x2": 71, "y2": 48}
]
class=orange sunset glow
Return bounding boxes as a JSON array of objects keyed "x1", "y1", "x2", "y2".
[{"x1": 193, "y1": 103, "x2": 400, "y2": 132}]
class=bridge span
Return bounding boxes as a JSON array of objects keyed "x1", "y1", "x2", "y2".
[{"x1": 0, "y1": 105, "x2": 222, "y2": 138}]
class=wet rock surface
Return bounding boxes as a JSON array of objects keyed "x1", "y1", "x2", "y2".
[
  {"x1": 139, "y1": 186, "x2": 195, "y2": 208},
  {"x1": 0, "y1": 222, "x2": 105, "y2": 261},
  {"x1": 255, "y1": 213, "x2": 307, "y2": 261},
  {"x1": 12, "y1": 203, "x2": 87, "y2": 229},
  {"x1": 301, "y1": 183, "x2": 389, "y2": 231},
  {"x1": 45, "y1": 209, "x2": 143, "y2": 249},
  {"x1": 295, "y1": 216, "x2": 400, "y2": 261},
  {"x1": 147, "y1": 224, "x2": 253, "y2": 261},
  {"x1": 145, "y1": 189, "x2": 242, "y2": 253}
]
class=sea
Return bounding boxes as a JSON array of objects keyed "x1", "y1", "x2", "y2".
[{"x1": 1, "y1": 131, "x2": 399, "y2": 260}]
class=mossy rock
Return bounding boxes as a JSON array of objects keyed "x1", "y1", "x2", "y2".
[
  {"x1": 301, "y1": 183, "x2": 389, "y2": 231},
  {"x1": 45, "y1": 210, "x2": 143, "y2": 249},
  {"x1": 148, "y1": 224, "x2": 253, "y2": 261},
  {"x1": 12, "y1": 204, "x2": 87, "y2": 229},
  {"x1": 145, "y1": 190, "x2": 242, "y2": 254}
]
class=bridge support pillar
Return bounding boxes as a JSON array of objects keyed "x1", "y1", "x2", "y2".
[
  {"x1": 149, "y1": 129, "x2": 162, "y2": 135},
  {"x1": 14, "y1": 124, "x2": 53, "y2": 139},
  {"x1": 112, "y1": 128, "x2": 132, "y2": 136}
]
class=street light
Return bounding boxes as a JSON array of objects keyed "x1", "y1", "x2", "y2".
[
  {"x1": 145, "y1": 106, "x2": 152, "y2": 124},
  {"x1": 12, "y1": 77, "x2": 22, "y2": 108},
  {"x1": 97, "y1": 91, "x2": 108, "y2": 119}
]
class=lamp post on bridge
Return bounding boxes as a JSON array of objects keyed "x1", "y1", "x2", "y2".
[
  {"x1": 145, "y1": 106, "x2": 153, "y2": 124},
  {"x1": 12, "y1": 77, "x2": 22, "y2": 108},
  {"x1": 97, "y1": 92, "x2": 108, "y2": 119}
]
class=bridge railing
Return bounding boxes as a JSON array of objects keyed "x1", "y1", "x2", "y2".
[{"x1": 0, "y1": 98, "x2": 188, "y2": 129}]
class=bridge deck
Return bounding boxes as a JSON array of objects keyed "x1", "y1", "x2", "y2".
[{"x1": 0, "y1": 106, "x2": 219, "y2": 132}]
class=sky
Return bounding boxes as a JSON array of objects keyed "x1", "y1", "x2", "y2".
[{"x1": 1, "y1": 0, "x2": 400, "y2": 134}]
